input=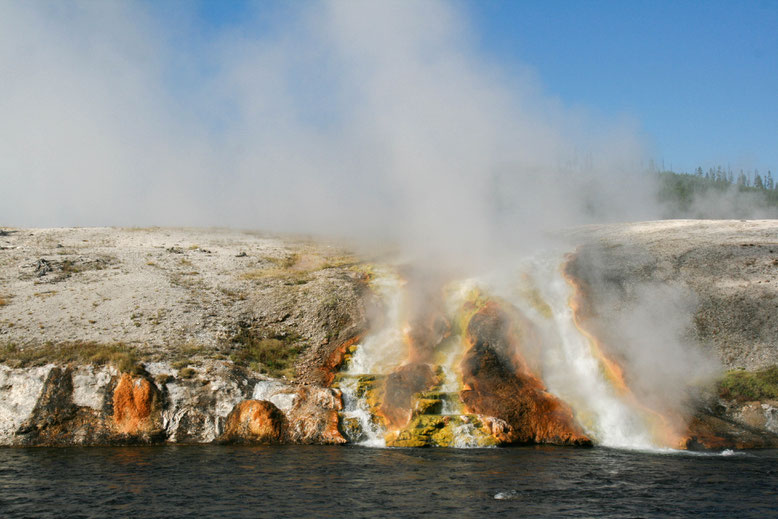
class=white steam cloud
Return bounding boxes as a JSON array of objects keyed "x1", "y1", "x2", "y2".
[{"x1": 1, "y1": 0, "x2": 657, "y2": 268}]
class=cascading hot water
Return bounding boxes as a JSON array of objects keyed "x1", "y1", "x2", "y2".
[
  {"x1": 490, "y1": 254, "x2": 682, "y2": 449},
  {"x1": 335, "y1": 253, "x2": 684, "y2": 450}
]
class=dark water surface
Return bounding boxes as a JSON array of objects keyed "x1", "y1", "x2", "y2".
[{"x1": 0, "y1": 445, "x2": 776, "y2": 518}]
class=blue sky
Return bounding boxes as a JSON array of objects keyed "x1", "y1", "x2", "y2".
[
  {"x1": 170, "y1": 0, "x2": 777, "y2": 175},
  {"x1": 465, "y1": 0, "x2": 778, "y2": 174}
]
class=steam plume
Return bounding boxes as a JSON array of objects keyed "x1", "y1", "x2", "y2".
[{"x1": 1, "y1": 0, "x2": 655, "y2": 267}]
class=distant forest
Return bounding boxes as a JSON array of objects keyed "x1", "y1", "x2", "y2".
[{"x1": 654, "y1": 165, "x2": 778, "y2": 219}]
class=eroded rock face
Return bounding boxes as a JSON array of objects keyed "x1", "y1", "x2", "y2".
[
  {"x1": 148, "y1": 362, "x2": 256, "y2": 443},
  {"x1": 0, "y1": 365, "x2": 53, "y2": 444},
  {"x1": 0, "y1": 361, "x2": 350, "y2": 446},
  {"x1": 732, "y1": 400, "x2": 778, "y2": 434},
  {"x1": 254, "y1": 381, "x2": 346, "y2": 444},
  {"x1": 684, "y1": 413, "x2": 778, "y2": 450},
  {"x1": 14, "y1": 367, "x2": 114, "y2": 446},
  {"x1": 218, "y1": 400, "x2": 286, "y2": 444},
  {"x1": 681, "y1": 398, "x2": 778, "y2": 450},
  {"x1": 460, "y1": 302, "x2": 592, "y2": 446},
  {"x1": 309, "y1": 335, "x2": 364, "y2": 388},
  {"x1": 292, "y1": 272, "x2": 375, "y2": 387}
]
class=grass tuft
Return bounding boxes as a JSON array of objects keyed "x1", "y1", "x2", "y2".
[
  {"x1": 719, "y1": 366, "x2": 778, "y2": 402},
  {"x1": 229, "y1": 330, "x2": 302, "y2": 379},
  {"x1": 0, "y1": 341, "x2": 141, "y2": 373},
  {"x1": 178, "y1": 367, "x2": 197, "y2": 379}
]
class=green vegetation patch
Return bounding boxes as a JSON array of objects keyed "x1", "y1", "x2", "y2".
[
  {"x1": 387, "y1": 414, "x2": 497, "y2": 448},
  {"x1": 719, "y1": 366, "x2": 778, "y2": 402},
  {"x1": 0, "y1": 341, "x2": 141, "y2": 373},
  {"x1": 178, "y1": 367, "x2": 197, "y2": 379},
  {"x1": 241, "y1": 252, "x2": 364, "y2": 284},
  {"x1": 229, "y1": 329, "x2": 303, "y2": 379}
]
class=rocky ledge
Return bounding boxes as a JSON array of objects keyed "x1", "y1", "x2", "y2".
[
  {"x1": 1, "y1": 223, "x2": 777, "y2": 449},
  {"x1": 1, "y1": 361, "x2": 345, "y2": 446}
]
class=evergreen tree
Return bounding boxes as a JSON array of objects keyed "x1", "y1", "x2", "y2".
[
  {"x1": 755, "y1": 171, "x2": 764, "y2": 190},
  {"x1": 767, "y1": 170, "x2": 775, "y2": 190}
]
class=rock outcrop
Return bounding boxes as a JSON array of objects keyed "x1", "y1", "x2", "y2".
[
  {"x1": 218, "y1": 400, "x2": 287, "y2": 444},
  {"x1": 460, "y1": 301, "x2": 592, "y2": 446},
  {"x1": 380, "y1": 363, "x2": 438, "y2": 430},
  {"x1": 112, "y1": 373, "x2": 163, "y2": 436},
  {"x1": 0, "y1": 361, "x2": 347, "y2": 446}
]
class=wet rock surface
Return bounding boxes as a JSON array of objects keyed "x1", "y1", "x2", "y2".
[
  {"x1": 460, "y1": 302, "x2": 592, "y2": 446},
  {"x1": 682, "y1": 397, "x2": 778, "y2": 450},
  {"x1": 112, "y1": 373, "x2": 164, "y2": 437},
  {"x1": 380, "y1": 363, "x2": 438, "y2": 430}
]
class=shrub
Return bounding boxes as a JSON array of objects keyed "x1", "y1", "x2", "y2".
[{"x1": 155, "y1": 373, "x2": 174, "y2": 385}]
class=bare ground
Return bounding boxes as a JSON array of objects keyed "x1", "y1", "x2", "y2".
[
  {"x1": 0, "y1": 227, "x2": 372, "y2": 378},
  {"x1": 567, "y1": 219, "x2": 778, "y2": 370}
]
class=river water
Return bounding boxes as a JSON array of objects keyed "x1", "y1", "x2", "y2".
[{"x1": 0, "y1": 446, "x2": 775, "y2": 518}]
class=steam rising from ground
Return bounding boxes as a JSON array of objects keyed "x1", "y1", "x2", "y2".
[{"x1": 1, "y1": 0, "x2": 653, "y2": 266}]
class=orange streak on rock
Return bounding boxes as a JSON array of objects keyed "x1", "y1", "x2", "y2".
[
  {"x1": 563, "y1": 264, "x2": 686, "y2": 449},
  {"x1": 322, "y1": 334, "x2": 363, "y2": 386},
  {"x1": 220, "y1": 400, "x2": 286, "y2": 444},
  {"x1": 460, "y1": 301, "x2": 591, "y2": 446},
  {"x1": 112, "y1": 373, "x2": 157, "y2": 435},
  {"x1": 379, "y1": 362, "x2": 438, "y2": 430},
  {"x1": 321, "y1": 409, "x2": 345, "y2": 444}
]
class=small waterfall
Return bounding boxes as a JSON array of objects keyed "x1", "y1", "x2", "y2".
[
  {"x1": 335, "y1": 272, "x2": 493, "y2": 448},
  {"x1": 338, "y1": 375, "x2": 386, "y2": 447},
  {"x1": 336, "y1": 268, "x2": 405, "y2": 447},
  {"x1": 495, "y1": 255, "x2": 665, "y2": 449},
  {"x1": 345, "y1": 269, "x2": 407, "y2": 376}
]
